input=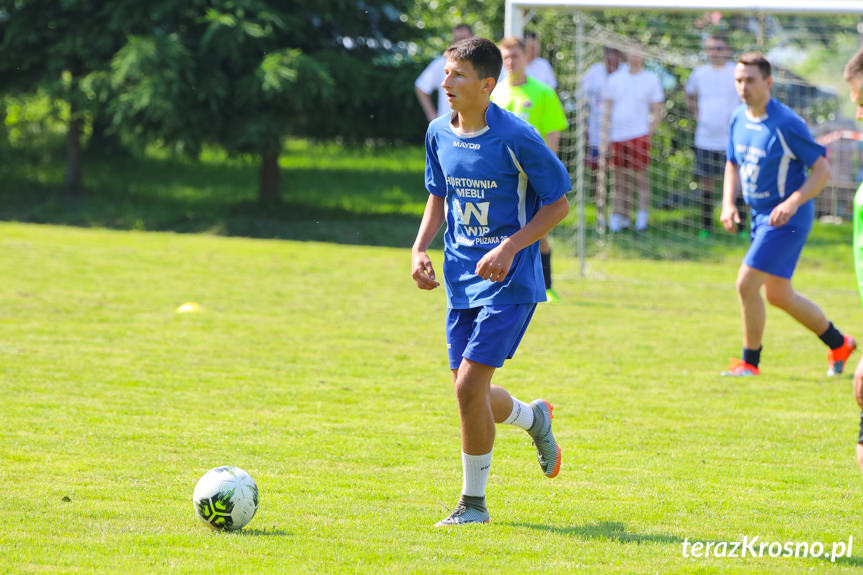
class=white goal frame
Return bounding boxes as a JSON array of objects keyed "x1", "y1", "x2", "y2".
[{"x1": 505, "y1": 0, "x2": 863, "y2": 274}]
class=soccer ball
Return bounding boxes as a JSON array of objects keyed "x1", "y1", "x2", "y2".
[{"x1": 192, "y1": 466, "x2": 259, "y2": 531}]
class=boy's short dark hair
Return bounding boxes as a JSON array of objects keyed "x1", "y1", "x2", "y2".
[
  {"x1": 444, "y1": 37, "x2": 503, "y2": 82},
  {"x1": 844, "y1": 48, "x2": 863, "y2": 84},
  {"x1": 738, "y1": 52, "x2": 772, "y2": 78}
]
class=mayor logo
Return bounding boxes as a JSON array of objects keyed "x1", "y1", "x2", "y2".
[{"x1": 453, "y1": 141, "x2": 480, "y2": 150}]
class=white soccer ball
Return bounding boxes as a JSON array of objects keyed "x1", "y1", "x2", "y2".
[{"x1": 192, "y1": 466, "x2": 259, "y2": 531}]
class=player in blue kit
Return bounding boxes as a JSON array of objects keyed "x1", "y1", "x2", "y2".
[
  {"x1": 410, "y1": 37, "x2": 570, "y2": 526},
  {"x1": 720, "y1": 53, "x2": 856, "y2": 377}
]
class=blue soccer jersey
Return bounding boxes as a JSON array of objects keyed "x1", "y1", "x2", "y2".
[
  {"x1": 424, "y1": 102, "x2": 571, "y2": 309},
  {"x1": 726, "y1": 98, "x2": 826, "y2": 227}
]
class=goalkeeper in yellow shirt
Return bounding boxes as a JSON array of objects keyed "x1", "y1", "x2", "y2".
[{"x1": 492, "y1": 36, "x2": 569, "y2": 302}]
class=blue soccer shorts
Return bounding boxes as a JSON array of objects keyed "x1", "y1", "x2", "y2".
[
  {"x1": 446, "y1": 303, "x2": 537, "y2": 370},
  {"x1": 743, "y1": 212, "x2": 811, "y2": 279}
]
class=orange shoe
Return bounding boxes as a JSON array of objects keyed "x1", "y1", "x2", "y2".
[
  {"x1": 721, "y1": 359, "x2": 760, "y2": 377},
  {"x1": 827, "y1": 335, "x2": 856, "y2": 376}
]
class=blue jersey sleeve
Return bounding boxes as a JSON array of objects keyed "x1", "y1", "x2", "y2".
[
  {"x1": 726, "y1": 112, "x2": 739, "y2": 165},
  {"x1": 514, "y1": 126, "x2": 572, "y2": 205},
  {"x1": 782, "y1": 115, "x2": 826, "y2": 168},
  {"x1": 424, "y1": 126, "x2": 446, "y2": 197}
]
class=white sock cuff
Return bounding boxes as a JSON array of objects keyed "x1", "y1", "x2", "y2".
[
  {"x1": 503, "y1": 398, "x2": 535, "y2": 431},
  {"x1": 461, "y1": 450, "x2": 492, "y2": 498}
]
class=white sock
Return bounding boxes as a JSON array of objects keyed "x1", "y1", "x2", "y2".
[
  {"x1": 503, "y1": 397, "x2": 534, "y2": 431},
  {"x1": 461, "y1": 451, "x2": 492, "y2": 497},
  {"x1": 636, "y1": 210, "x2": 649, "y2": 231}
]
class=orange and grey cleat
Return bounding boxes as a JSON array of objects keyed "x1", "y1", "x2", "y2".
[
  {"x1": 827, "y1": 336, "x2": 856, "y2": 376},
  {"x1": 528, "y1": 399, "x2": 561, "y2": 478},
  {"x1": 721, "y1": 359, "x2": 760, "y2": 377}
]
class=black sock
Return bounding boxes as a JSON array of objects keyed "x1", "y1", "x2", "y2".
[
  {"x1": 743, "y1": 346, "x2": 762, "y2": 368},
  {"x1": 541, "y1": 251, "x2": 552, "y2": 290},
  {"x1": 701, "y1": 189, "x2": 713, "y2": 230},
  {"x1": 459, "y1": 494, "x2": 486, "y2": 511},
  {"x1": 819, "y1": 322, "x2": 845, "y2": 350}
]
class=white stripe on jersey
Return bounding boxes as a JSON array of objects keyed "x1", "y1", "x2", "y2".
[
  {"x1": 775, "y1": 128, "x2": 797, "y2": 198},
  {"x1": 506, "y1": 146, "x2": 528, "y2": 227}
]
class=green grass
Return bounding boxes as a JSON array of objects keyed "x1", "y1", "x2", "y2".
[{"x1": 2, "y1": 220, "x2": 863, "y2": 573}]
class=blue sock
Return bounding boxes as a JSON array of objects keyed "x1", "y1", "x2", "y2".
[{"x1": 743, "y1": 346, "x2": 761, "y2": 368}]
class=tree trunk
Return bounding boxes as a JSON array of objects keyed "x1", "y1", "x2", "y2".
[
  {"x1": 258, "y1": 149, "x2": 280, "y2": 205},
  {"x1": 64, "y1": 100, "x2": 83, "y2": 197}
]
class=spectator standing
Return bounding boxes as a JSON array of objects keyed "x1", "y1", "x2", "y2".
[
  {"x1": 599, "y1": 50, "x2": 664, "y2": 232},
  {"x1": 686, "y1": 34, "x2": 741, "y2": 235},
  {"x1": 415, "y1": 24, "x2": 474, "y2": 122}
]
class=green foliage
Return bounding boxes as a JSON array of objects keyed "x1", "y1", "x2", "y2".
[{"x1": 409, "y1": 0, "x2": 504, "y2": 58}]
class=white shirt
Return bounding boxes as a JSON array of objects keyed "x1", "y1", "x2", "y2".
[
  {"x1": 685, "y1": 62, "x2": 739, "y2": 151},
  {"x1": 583, "y1": 62, "x2": 628, "y2": 146},
  {"x1": 604, "y1": 68, "x2": 664, "y2": 143},
  {"x1": 527, "y1": 57, "x2": 557, "y2": 89},
  {"x1": 498, "y1": 57, "x2": 558, "y2": 91},
  {"x1": 415, "y1": 55, "x2": 451, "y2": 117}
]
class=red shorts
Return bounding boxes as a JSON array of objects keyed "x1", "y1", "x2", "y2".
[{"x1": 611, "y1": 135, "x2": 651, "y2": 170}]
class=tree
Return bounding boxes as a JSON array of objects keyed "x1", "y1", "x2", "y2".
[
  {"x1": 109, "y1": 7, "x2": 333, "y2": 204},
  {"x1": 109, "y1": 0, "x2": 424, "y2": 203},
  {"x1": 0, "y1": 0, "x2": 163, "y2": 195}
]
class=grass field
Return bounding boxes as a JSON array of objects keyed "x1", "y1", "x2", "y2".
[
  {"x1": 2, "y1": 140, "x2": 863, "y2": 573},
  {"x1": 2, "y1": 217, "x2": 863, "y2": 574}
]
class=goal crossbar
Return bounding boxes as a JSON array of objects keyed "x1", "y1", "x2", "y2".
[{"x1": 506, "y1": 1, "x2": 863, "y2": 35}]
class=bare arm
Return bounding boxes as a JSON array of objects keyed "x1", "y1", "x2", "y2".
[
  {"x1": 686, "y1": 93, "x2": 698, "y2": 120},
  {"x1": 414, "y1": 87, "x2": 438, "y2": 123},
  {"x1": 649, "y1": 102, "x2": 663, "y2": 136},
  {"x1": 411, "y1": 194, "x2": 445, "y2": 289},
  {"x1": 768, "y1": 155, "x2": 831, "y2": 227},
  {"x1": 475, "y1": 195, "x2": 570, "y2": 282},
  {"x1": 544, "y1": 131, "x2": 561, "y2": 156},
  {"x1": 720, "y1": 160, "x2": 741, "y2": 233}
]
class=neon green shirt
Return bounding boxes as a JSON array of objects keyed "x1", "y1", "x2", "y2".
[{"x1": 491, "y1": 76, "x2": 568, "y2": 138}]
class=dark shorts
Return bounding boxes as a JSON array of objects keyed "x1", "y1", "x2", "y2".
[
  {"x1": 743, "y1": 214, "x2": 810, "y2": 279},
  {"x1": 446, "y1": 303, "x2": 537, "y2": 370},
  {"x1": 694, "y1": 147, "x2": 726, "y2": 178},
  {"x1": 611, "y1": 135, "x2": 651, "y2": 170}
]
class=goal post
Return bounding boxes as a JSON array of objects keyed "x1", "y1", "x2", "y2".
[{"x1": 504, "y1": 0, "x2": 863, "y2": 272}]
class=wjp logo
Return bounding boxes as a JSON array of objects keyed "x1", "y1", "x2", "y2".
[
  {"x1": 453, "y1": 141, "x2": 480, "y2": 150},
  {"x1": 453, "y1": 200, "x2": 490, "y2": 226}
]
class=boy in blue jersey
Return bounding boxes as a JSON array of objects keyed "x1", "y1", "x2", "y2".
[
  {"x1": 410, "y1": 37, "x2": 571, "y2": 526},
  {"x1": 720, "y1": 53, "x2": 856, "y2": 377}
]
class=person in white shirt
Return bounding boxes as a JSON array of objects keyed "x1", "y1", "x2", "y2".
[
  {"x1": 524, "y1": 31, "x2": 557, "y2": 89},
  {"x1": 583, "y1": 47, "x2": 626, "y2": 169},
  {"x1": 685, "y1": 34, "x2": 741, "y2": 234},
  {"x1": 414, "y1": 24, "x2": 474, "y2": 122},
  {"x1": 497, "y1": 31, "x2": 559, "y2": 90},
  {"x1": 599, "y1": 50, "x2": 664, "y2": 232}
]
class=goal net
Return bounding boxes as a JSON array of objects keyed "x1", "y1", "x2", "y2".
[{"x1": 505, "y1": 1, "x2": 863, "y2": 267}]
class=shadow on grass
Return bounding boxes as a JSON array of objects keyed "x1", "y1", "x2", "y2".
[
  {"x1": 0, "y1": 148, "x2": 431, "y2": 249},
  {"x1": 510, "y1": 520, "x2": 685, "y2": 545},
  {"x1": 512, "y1": 521, "x2": 863, "y2": 566},
  {"x1": 235, "y1": 527, "x2": 290, "y2": 537}
]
